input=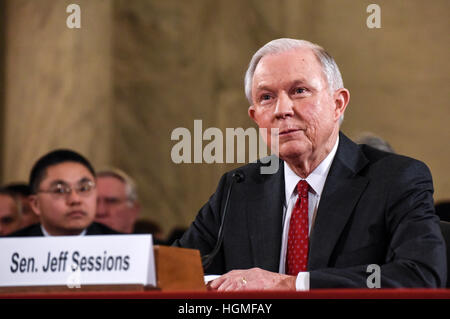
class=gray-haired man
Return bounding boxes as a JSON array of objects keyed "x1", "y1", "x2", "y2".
[{"x1": 176, "y1": 38, "x2": 446, "y2": 290}]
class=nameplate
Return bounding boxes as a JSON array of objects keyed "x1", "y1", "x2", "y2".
[{"x1": 0, "y1": 235, "x2": 156, "y2": 288}]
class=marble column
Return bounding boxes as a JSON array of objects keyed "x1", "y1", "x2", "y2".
[{"x1": 2, "y1": 0, "x2": 113, "y2": 183}]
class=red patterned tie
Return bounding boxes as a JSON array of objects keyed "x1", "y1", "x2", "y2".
[{"x1": 286, "y1": 180, "x2": 309, "y2": 275}]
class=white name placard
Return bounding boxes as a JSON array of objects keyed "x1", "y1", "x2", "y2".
[{"x1": 0, "y1": 235, "x2": 156, "y2": 288}]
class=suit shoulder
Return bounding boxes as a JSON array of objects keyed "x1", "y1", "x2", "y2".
[
  {"x1": 7, "y1": 224, "x2": 43, "y2": 237},
  {"x1": 359, "y1": 145, "x2": 432, "y2": 179},
  {"x1": 87, "y1": 222, "x2": 123, "y2": 235}
]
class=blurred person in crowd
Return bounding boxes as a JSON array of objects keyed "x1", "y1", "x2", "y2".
[
  {"x1": 9, "y1": 149, "x2": 120, "y2": 237},
  {"x1": 133, "y1": 218, "x2": 165, "y2": 243},
  {"x1": 0, "y1": 189, "x2": 23, "y2": 236},
  {"x1": 355, "y1": 132, "x2": 395, "y2": 153},
  {"x1": 95, "y1": 169, "x2": 165, "y2": 244},
  {"x1": 3, "y1": 182, "x2": 40, "y2": 228},
  {"x1": 95, "y1": 168, "x2": 140, "y2": 234}
]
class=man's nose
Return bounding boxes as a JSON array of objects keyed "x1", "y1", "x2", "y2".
[
  {"x1": 274, "y1": 92, "x2": 294, "y2": 119},
  {"x1": 66, "y1": 189, "x2": 82, "y2": 205},
  {"x1": 96, "y1": 198, "x2": 108, "y2": 217}
]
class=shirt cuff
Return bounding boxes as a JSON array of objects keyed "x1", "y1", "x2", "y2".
[{"x1": 295, "y1": 272, "x2": 310, "y2": 291}]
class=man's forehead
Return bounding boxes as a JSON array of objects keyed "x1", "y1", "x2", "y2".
[
  {"x1": 0, "y1": 195, "x2": 16, "y2": 213},
  {"x1": 41, "y1": 162, "x2": 94, "y2": 183},
  {"x1": 252, "y1": 49, "x2": 325, "y2": 90},
  {"x1": 257, "y1": 48, "x2": 318, "y2": 70},
  {"x1": 97, "y1": 175, "x2": 126, "y2": 186},
  {"x1": 97, "y1": 176, "x2": 126, "y2": 193}
]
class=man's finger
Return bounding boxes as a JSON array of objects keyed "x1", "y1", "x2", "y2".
[{"x1": 209, "y1": 275, "x2": 227, "y2": 289}]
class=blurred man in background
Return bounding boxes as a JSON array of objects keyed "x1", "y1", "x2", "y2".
[
  {"x1": 95, "y1": 168, "x2": 166, "y2": 244},
  {"x1": 3, "y1": 183, "x2": 39, "y2": 229},
  {"x1": 355, "y1": 132, "x2": 395, "y2": 153},
  {"x1": 0, "y1": 189, "x2": 22, "y2": 236},
  {"x1": 95, "y1": 168, "x2": 140, "y2": 234}
]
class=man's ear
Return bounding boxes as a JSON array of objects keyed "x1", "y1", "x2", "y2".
[
  {"x1": 248, "y1": 105, "x2": 256, "y2": 122},
  {"x1": 333, "y1": 88, "x2": 350, "y2": 121},
  {"x1": 29, "y1": 195, "x2": 42, "y2": 217}
]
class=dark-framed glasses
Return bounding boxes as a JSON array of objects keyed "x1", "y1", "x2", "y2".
[{"x1": 37, "y1": 180, "x2": 96, "y2": 198}]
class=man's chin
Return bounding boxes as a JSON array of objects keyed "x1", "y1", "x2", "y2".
[
  {"x1": 64, "y1": 219, "x2": 93, "y2": 233},
  {"x1": 278, "y1": 144, "x2": 311, "y2": 162}
]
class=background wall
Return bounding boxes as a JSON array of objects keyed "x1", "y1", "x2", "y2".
[{"x1": 1, "y1": 0, "x2": 449, "y2": 236}]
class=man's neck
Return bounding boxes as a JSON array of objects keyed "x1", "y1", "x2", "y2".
[
  {"x1": 286, "y1": 133, "x2": 339, "y2": 178},
  {"x1": 41, "y1": 224, "x2": 87, "y2": 236}
]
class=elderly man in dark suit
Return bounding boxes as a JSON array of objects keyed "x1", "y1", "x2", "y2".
[{"x1": 176, "y1": 38, "x2": 446, "y2": 290}]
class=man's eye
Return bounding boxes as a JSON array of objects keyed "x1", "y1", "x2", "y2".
[
  {"x1": 1, "y1": 217, "x2": 14, "y2": 224},
  {"x1": 105, "y1": 198, "x2": 121, "y2": 205},
  {"x1": 78, "y1": 184, "x2": 91, "y2": 192},
  {"x1": 294, "y1": 88, "x2": 306, "y2": 94},
  {"x1": 52, "y1": 186, "x2": 67, "y2": 194},
  {"x1": 261, "y1": 94, "x2": 271, "y2": 101}
]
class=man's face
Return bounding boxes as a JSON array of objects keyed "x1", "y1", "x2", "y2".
[
  {"x1": 30, "y1": 162, "x2": 97, "y2": 236},
  {"x1": 18, "y1": 195, "x2": 40, "y2": 228},
  {"x1": 95, "y1": 176, "x2": 139, "y2": 234},
  {"x1": 0, "y1": 194, "x2": 22, "y2": 236},
  {"x1": 248, "y1": 48, "x2": 348, "y2": 166}
]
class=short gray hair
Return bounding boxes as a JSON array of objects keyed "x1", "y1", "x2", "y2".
[
  {"x1": 355, "y1": 132, "x2": 395, "y2": 153},
  {"x1": 244, "y1": 38, "x2": 344, "y2": 104},
  {"x1": 96, "y1": 168, "x2": 138, "y2": 203}
]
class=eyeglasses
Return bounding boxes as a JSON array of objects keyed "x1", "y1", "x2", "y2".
[
  {"x1": 97, "y1": 196, "x2": 130, "y2": 206},
  {"x1": 37, "y1": 180, "x2": 96, "y2": 198}
]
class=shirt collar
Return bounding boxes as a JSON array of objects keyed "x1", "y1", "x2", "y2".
[
  {"x1": 284, "y1": 135, "x2": 339, "y2": 203},
  {"x1": 41, "y1": 224, "x2": 87, "y2": 237}
]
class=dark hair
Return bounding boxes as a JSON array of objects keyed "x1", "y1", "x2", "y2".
[
  {"x1": 3, "y1": 183, "x2": 31, "y2": 197},
  {"x1": 0, "y1": 187, "x2": 16, "y2": 198},
  {"x1": 29, "y1": 149, "x2": 95, "y2": 194}
]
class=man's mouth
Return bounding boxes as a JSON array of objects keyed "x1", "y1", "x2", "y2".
[
  {"x1": 278, "y1": 128, "x2": 303, "y2": 136},
  {"x1": 67, "y1": 210, "x2": 87, "y2": 218}
]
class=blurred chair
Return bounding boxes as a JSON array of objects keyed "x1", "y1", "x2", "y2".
[
  {"x1": 436, "y1": 201, "x2": 450, "y2": 223},
  {"x1": 133, "y1": 218, "x2": 165, "y2": 244},
  {"x1": 166, "y1": 227, "x2": 188, "y2": 246},
  {"x1": 439, "y1": 221, "x2": 450, "y2": 288}
]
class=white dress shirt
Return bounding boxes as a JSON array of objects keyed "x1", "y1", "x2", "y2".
[
  {"x1": 279, "y1": 136, "x2": 339, "y2": 290},
  {"x1": 41, "y1": 224, "x2": 87, "y2": 237}
]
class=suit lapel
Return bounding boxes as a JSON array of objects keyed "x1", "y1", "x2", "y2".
[
  {"x1": 308, "y1": 133, "x2": 369, "y2": 270},
  {"x1": 31, "y1": 224, "x2": 45, "y2": 236},
  {"x1": 246, "y1": 159, "x2": 285, "y2": 271}
]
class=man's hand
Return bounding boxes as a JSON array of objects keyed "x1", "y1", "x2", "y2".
[{"x1": 207, "y1": 267, "x2": 296, "y2": 291}]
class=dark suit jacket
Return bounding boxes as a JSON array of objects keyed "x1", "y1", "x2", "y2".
[
  {"x1": 8, "y1": 222, "x2": 121, "y2": 236},
  {"x1": 176, "y1": 132, "x2": 447, "y2": 288}
]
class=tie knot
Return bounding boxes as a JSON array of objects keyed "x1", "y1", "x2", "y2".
[{"x1": 297, "y1": 180, "x2": 309, "y2": 198}]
